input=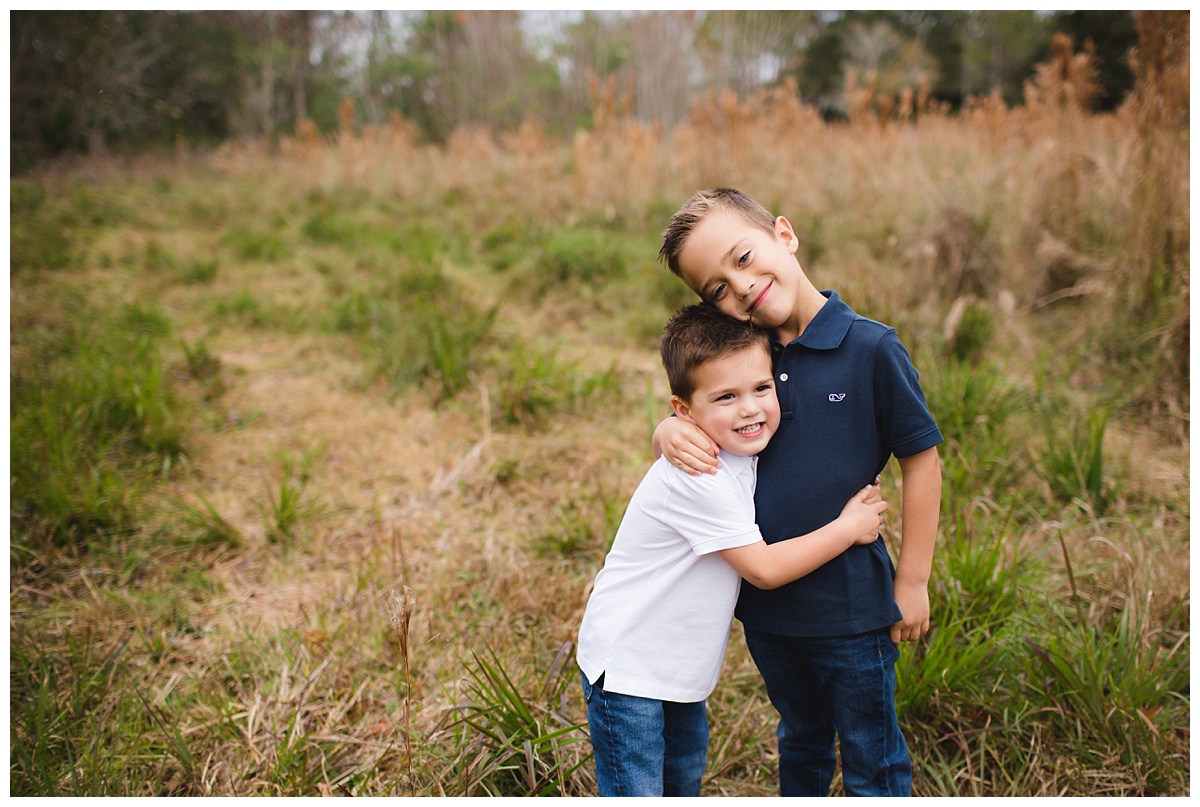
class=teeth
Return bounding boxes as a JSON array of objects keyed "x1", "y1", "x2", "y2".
[{"x1": 736, "y1": 424, "x2": 761, "y2": 434}]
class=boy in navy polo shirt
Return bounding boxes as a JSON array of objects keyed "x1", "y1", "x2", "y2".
[{"x1": 653, "y1": 188, "x2": 943, "y2": 797}]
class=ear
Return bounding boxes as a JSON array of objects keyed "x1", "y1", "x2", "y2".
[
  {"x1": 775, "y1": 215, "x2": 800, "y2": 256},
  {"x1": 670, "y1": 394, "x2": 696, "y2": 423}
]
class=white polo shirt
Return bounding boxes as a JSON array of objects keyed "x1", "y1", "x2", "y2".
[{"x1": 576, "y1": 451, "x2": 762, "y2": 703}]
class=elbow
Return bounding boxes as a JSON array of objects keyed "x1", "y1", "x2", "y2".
[{"x1": 743, "y1": 571, "x2": 783, "y2": 590}]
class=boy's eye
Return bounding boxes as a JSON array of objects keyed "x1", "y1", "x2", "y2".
[
  {"x1": 756, "y1": 384, "x2": 774, "y2": 393},
  {"x1": 738, "y1": 251, "x2": 750, "y2": 267}
]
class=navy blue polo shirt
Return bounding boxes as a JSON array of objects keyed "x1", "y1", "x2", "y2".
[{"x1": 735, "y1": 290, "x2": 943, "y2": 637}]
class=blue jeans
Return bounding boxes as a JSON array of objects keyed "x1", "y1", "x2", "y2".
[
  {"x1": 743, "y1": 626, "x2": 911, "y2": 797},
  {"x1": 581, "y1": 671, "x2": 708, "y2": 797}
]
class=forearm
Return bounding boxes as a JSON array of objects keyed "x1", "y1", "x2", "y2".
[
  {"x1": 720, "y1": 521, "x2": 857, "y2": 590},
  {"x1": 894, "y1": 447, "x2": 942, "y2": 587}
]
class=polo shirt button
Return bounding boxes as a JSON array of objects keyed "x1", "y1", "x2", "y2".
[{"x1": 779, "y1": 373, "x2": 788, "y2": 382}]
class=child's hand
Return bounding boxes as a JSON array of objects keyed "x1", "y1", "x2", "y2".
[
  {"x1": 891, "y1": 582, "x2": 931, "y2": 644},
  {"x1": 839, "y1": 482, "x2": 888, "y2": 545},
  {"x1": 653, "y1": 416, "x2": 720, "y2": 476},
  {"x1": 861, "y1": 475, "x2": 883, "y2": 504}
]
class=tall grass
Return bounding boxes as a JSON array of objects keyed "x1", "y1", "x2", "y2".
[{"x1": 9, "y1": 15, "x2": 1189, "y2": 798}]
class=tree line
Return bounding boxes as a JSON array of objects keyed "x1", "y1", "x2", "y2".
[{"x1": 10, "y1": 10, "x2": 1141, "y2": 172}]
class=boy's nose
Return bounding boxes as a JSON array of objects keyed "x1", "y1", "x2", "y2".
[{"x1": 733, "y1": 277, "x2": 755, "y2": 299}]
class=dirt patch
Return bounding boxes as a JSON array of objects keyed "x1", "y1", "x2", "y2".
[{"x1": 176, "y1": 331, "x2": 491, "y2": 639}]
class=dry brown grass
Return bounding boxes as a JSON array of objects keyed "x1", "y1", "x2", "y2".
[{"x1": 194, "y1": 34, "x2": 1180, "y2": 340}]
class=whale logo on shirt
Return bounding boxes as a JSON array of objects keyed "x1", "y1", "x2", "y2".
[{"x1": 828, "y1": 393, "x2": 846, "y2": 402}]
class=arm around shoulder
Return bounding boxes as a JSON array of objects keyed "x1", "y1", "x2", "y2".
[{"x1": 652, "y1": 415, "x2": 720, "y2": 475}]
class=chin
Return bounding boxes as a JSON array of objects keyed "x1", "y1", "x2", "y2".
[{"x1": 729, "y1": 441, "x2": 767, "y2": 456}]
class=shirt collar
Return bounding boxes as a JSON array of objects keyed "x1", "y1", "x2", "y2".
[
  {"x1": 775, "y1": 290, "x2": 854, "y2": 351},
  {"x1": 718, "y1": 450, "x2": 756, "y2": 479}
]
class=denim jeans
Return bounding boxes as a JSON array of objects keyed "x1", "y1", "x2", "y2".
[
  {"x1": 581, "y1": 671, "x2": 709, "y2": 797},
  {"x1": 743, "y1": 626, "x2": 911, "y2": 797}
]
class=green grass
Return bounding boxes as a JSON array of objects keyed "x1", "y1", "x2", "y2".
[
  {"x1": 261, "y1": 448, "x2": 332, "y2": 545},
  {"x1": 493, "y1": 344, "x2": 621, "y2": 430},
  {"x1": 9, "y1": 626, "x2": 203, "y2": 796},
  {"x1": 1038, "y1": 407, "x2": 1113, "y2": 512},
  {"x1": 11, "y1": 299, "x2": 188, "y2": 551},
  {"x1": 444, "y1": 643, "x2": 592, "y2": 796},
  {"x1": 921, "y1": 357, "x2": 1029, "y2": 511},
  {"x1": 170, "y1": 494, "x2": 245, "y2": 548},
  {"x1": 330, "y1": 265, "x2": 498, "y2": 398}
]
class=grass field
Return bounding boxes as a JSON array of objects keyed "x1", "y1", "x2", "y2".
[{"x1": 9, "y1": 37, "x2": 1190, "y2": 796}]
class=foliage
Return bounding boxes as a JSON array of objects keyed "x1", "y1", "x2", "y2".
[
  {"x1": 331, "y1": 266, "x2": 498, "y2": 399},
  {"x1": 444, "y1": 643, "x2": 592, "y2": 796},
  {"x1": 494, "y1": 344, "x2": 620, "y2": 430},
  {"x1": 1019, "y1": 535, "x2": 1190, "y2": 792},
  {"x1": 261, "y1": 449, "x2": 331, "y2": 545},
  {"x1": 10, "y1": 628, "x2": 202, "y2": 796},
  {"x1": 535, "y1": 227, "x2": 628, "y2": 289},
  {"x1": 170, "y1": 494, "x2": 244, "y2": 548},
  {"x1": 1054, "y1": 11, "x2": 1139, "y2": 112},
  {"x1": 920, "y1": 357, "x2": 1027, "y2": 512},
  {"x1": 1037, "y1": 407, "x2": 1112, "y2": 513},
  {"x1": 11, "y1": 301, "x2": 186, "y2": 551},
  {"x1": 10, "y1": 10, "x2": 244, "y2": 168}
]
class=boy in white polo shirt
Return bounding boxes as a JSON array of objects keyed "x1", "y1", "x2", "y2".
[{"x1": 576, "y1": 303, "x2": 887, "y2": 797}]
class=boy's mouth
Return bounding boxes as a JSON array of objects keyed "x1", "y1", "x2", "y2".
[
  {"x1": 735, "y1": 423, "x2": 765, "y2": 438},
  {"x1": 748, "y1": 282, "x2": 772, "y2": 313}
]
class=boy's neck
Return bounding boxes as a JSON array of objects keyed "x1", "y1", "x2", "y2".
[{"x1": 774, "y1": 283, "x2": 829, "y2": 345}]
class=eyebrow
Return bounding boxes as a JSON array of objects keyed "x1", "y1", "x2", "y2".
[{"x1": 707, "y1": 375, "x2": 774, "y2": 399}]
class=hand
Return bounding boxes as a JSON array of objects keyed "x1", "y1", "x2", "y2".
[
  {"x1": 839, "y1": 482, "x2": 888, "y2": 545},
  {"x1": 890, "y1": 579, "x2": 931, "y2": 644},
  {"x1": 654, "y1": 416, "x2": 719, "y2": 476},
  {"x1": 861, "y1": 475, "x2": 883, "y2": 504}
]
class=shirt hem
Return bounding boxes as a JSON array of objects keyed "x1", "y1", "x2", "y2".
[{"x1": 735, "y1": 608, "x2": 902, "y2": 639}]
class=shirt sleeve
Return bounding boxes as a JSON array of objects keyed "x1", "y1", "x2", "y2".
[
  {"x1": 657, "y1": 466, "x2": 763, "y2": 556},
  {"x1": 873, "y1": 330, "x2": 944, "y2": 458}
]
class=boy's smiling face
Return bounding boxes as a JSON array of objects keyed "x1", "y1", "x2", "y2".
[
  {"x1": 670, "y1": 344, "x2": 780, "y2": 457},
  {"x1": 677, "y1": 209, "x2": 803, "y2": 338}
]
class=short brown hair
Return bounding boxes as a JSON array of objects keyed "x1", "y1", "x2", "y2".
[
  {"x1": 660, "y1": 303, "x2": 771, "y2": 401},
  {"x1": 658, "y1": 188, "x2": 776, "y2": 277}
]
